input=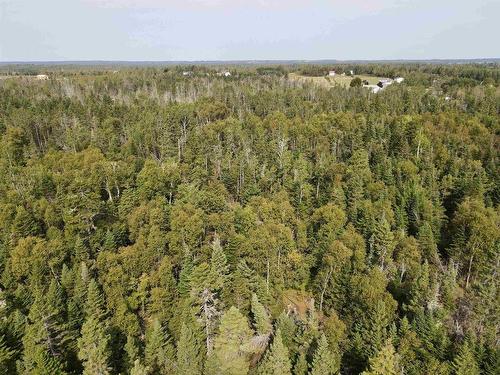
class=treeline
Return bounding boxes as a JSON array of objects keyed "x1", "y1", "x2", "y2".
[{"x1": 0, "y1": 64, "x2": 498, "y2": 374}]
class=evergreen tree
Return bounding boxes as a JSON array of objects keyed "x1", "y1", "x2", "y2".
[
  {"x1": 251, "y1": 293, "x2": 272, "y2": 336},
  {"x1": 257, "y1": 329, "x2": 292, "y2": 375},
  {"x1": 293, "y1": 351, "x2": 308, "y2": 375},
  {"x1": 124, "y1": 334, "x2": 140, "y2": 372},
  {"x1": 77, "y1": 279, "x2": 111, "y2": 375},
  {"x1": 361, "y1": 340, "x2": 399, "y2": 375},
  {"x1": 178, "y1": 251, "x2": 194, "y2": 298},
  {"x1": 210, "y1": 236, "x2": 229, "y2": 290},
  {"x1": 231, "y1": 260, "x2": 258, "y2": 313},
  {"x1": 452, "y1": 340, "x2": 480, "y2": 375},
  {"x1": 371, "y1": 216, "x2": 395, "y2": 269},
  {"x1": 0, "y1": 334, "x2": 15, "y2": 374},
  {"x1": 22, "y1": 282, "x2": 72, "y2": 374},
  {"x1": 144, "y1": 319, "x2": 175, "y2": 374},
  {"x1": 212, "y1": 306, "x2": 253, "y2": 375},
  {"x1": 130, "y1": 359, "x2": 149, "y2": 375},
  {"x1": 176, "y1": 322, "x2": 203, "y2": 375},
  {"x1": 309, "y1": 334, "x2": 337, "y2": 375}
]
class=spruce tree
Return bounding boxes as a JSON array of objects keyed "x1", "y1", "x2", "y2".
[
  {"x1": 257, "y1": 329, "x2": 292, "y2": 375},
  {"x1": 0, "y1": 334, "x2": 14, "y2": 374},
  {"x1": 293, "y1": 351, "x2": 308, "y2": 375},
  {"x1": 212, "y1": 306, "x2": 253, "y2": 375},
  {"x1": 130, "y1": 359, "x2": 149, "y2": 375},
  {"x1": 210, "y1": 236, "x2": 229, "y2": 290},
  {"x1": 144, "y1": 319, "x2": 175, "y2": 374},
  {"x1": 22, "y1": 282, "x2": 72, "y2": 374},
  {"x1": 251, "y1": 293, "x2": 272, "y2": 336},
  {"x1": 361, "y1": 340, "x2": 399, "y2": 375},
  {"x1": 452, "y1": 340, "x2": 480, "y2": 375},
  {"x1": 77, "y1": 279, "x2": 111, "y2": 375},
  {"x1": 371, "y1": 216, "x2": 395, "y2": 269},
  {"x1": 176, "y1": 322, "x2": 203, "y2": 375},
  {"x1": 178, "y1": 251, "x2": 194, "y2": 298},
  {"x1": 231, "y1": 260, "x2": 258, "y2": 313},
  {"x1": 309, "y1": 334, "x2": 337, "y2": 375}
]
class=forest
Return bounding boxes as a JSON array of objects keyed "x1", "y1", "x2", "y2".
[{"x1": 0, "y1": 62, "x2": 498, "y2": 375}]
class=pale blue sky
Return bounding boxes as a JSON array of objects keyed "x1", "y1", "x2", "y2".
[{"x1": 1, "y1": 0, "x2": 498, "y2": 61}]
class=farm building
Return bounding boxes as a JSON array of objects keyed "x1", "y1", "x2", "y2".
[
  {"x1": 36, "y1": 74, "x2": 48, "y2": 80},
  {"x1": 328, "y1": 70, "x2": 336, "y2": 76}
]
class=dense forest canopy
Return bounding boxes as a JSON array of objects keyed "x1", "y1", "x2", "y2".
[{"x1": 0, "y1": 62, "x2": 498, "y2": 374}]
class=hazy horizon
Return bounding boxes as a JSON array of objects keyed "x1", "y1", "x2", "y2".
[{"x1": 1, "y1": 0, "x2": 499, "y2": 62}]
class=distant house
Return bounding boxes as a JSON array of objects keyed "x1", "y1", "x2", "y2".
[
  {"x1": 182, "y1": 71, "x2": 193, "y2": 77},
  {"x1": 36, "y1": 74, "x2": 48, "y2": 80},
  {"x1": 216, "y1": 70, "x2": 231, "y2": 77},
  {"x1": 394, "y1": 77, "x2": 404, "y2": 83},
  {"x1": 328, "y1": 70, "x2": 336, "y2": 76}
]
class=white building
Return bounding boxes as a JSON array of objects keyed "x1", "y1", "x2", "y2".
[
  {"x1": 36, "y1": 74, "x2": 48, "y2": 80},
  {"x1": 394, "y1": 77, "x2": 404, "y2": 83},
  {"x1": 364, "y1": 84, "x2": 381, "y2": 93},
  {"x1": 378, "y1": 78, "x2": 393, "y2": 87},
  {"x1": 328, "y1": 70, "x2": 336, "y2": 76}
]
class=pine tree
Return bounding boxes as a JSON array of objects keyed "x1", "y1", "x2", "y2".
[
  {"x1": 101, "y1": 230, "x2": 116, "y2": 252},
  {"x1": 406, "y1": 260, "x2": 431, "y2": 315},
  {"x1": 231, "y1": 260, "x2": 258, "y2": 313},
  {"x1": 22, "y1": 282, "x2": 72, "y2": 374},
  {"x1": 417, "y1": 222, "x2": 439, "y2": 265},
  {"x1": 144, "y1": 319, "x2": 175, "y2": 374},
  {"x1": 124, "y1": 334, "x2": 140, "y2": 372},
  {"x1": 176, "y1": 322, "x2": 203, "y2": 375},
  {"x1": 371, "y1": 216, "x2": 395, "y2": 269},
  {"x1": 73, "y1": 236, "x2": 89, "y2": 263},
  {"x1": 130, "y1": 359, "x2": 149, "y2": 375},
  {"x1": 361, "y1": 340, "x2": 399, "y2": 375},
  {"x1": 251, "y1": 293, "x2": 272, "y2": 336},
  {"x1": 257, "y1": 329, "x2": 292, "y2": 375},
  {"x1": 178, "y1": 251, "x2": 194, "y2": 297},
  {"x1": 210, "y1": 236, "x2": 229, "y2": 290},
  {"x1": 452, "y1": 340, "x2": 480, "y2": 375},
  {"x1": 212, "y1": 306, "x2": 253, "y2": 375},
  {"x1": 77, "y1": 279, "x2": 111, "y2": 375},
  {"x1": 309, "y1": 334, "x2": 337, "y2": 375},
  {"x1": 293, "y1": 351, "x2": 308, "y2": 375},
  {"x1": 0, "y1": 334, "x2": 15, "y2": 374},
  {"x1": 275, "y1": 312, "x2": 297, "y2": 352}
]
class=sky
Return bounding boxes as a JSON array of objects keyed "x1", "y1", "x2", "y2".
[{"x1": 0, "y1": 0, "x2": 499, "y2": 61}]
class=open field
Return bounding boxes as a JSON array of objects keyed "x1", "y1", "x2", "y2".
[{"x1": 288, "y1": 72, "x2": 388, "y2": 88}]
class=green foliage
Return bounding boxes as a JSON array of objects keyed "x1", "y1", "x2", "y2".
[
  {"x1": 251, "y1": 294, "x2": 273, "y2": 335},
  {"x1": 309, "y1": 334, "x2": 337, "y2": 375},
  {"x1": 176, "y1": 322, "x2": 203, "y2": 375},
  {"x1": 0, "y1": 64, "x2": 497, "y2": 374},
  {"x1": 361, "y1": 340, "x2": 399, "y2": 375},
  {"x1": 257, "y1": 329, "x2": 292, "y2": 375},
  {"x1": 77, "y1": 280, "x2": 111, "y2": 375},
  {"x1": 211, "y1": 306, "x2": 253, "y2": 375}
]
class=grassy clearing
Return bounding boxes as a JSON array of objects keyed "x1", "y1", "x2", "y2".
[{"x1": 289, "y1": 72, "x2": 387, "y2": 88}]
